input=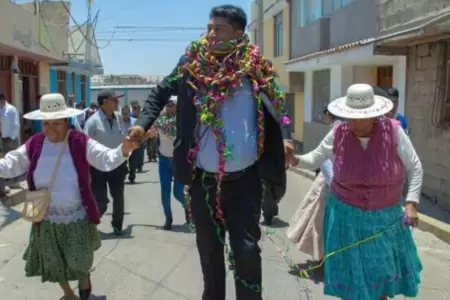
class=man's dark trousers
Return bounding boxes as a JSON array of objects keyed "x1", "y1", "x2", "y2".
[
  {"x1": 90, "y1": 163, "x2": 126, "y2": 231},
  {"x1": 127, "y1": 148, "x2": 140, "y2": 182},
  {"x1": 190, "y1": 164, "x2": 262, "y2": 300}
]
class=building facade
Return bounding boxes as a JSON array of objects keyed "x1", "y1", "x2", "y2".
[
  {"x1": 375, "y1": 1, "x2": 450, "y2": 208},
  {"x1": 283, "y1": 0, "x2": 406, "y2": 152},
  {"x1": 249, "y1": 0, "x2": 305, "y2": 150},
  {"x1": 0, "y1": 1, "x2": 68, "y2": 140},
  {"x1": 49, "y1": 22, "x2": 103, "y2": 106}
]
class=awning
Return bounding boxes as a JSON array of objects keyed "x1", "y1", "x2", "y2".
[{"x1": 283, "y1": 39, "x2": 398, "y2": 72}]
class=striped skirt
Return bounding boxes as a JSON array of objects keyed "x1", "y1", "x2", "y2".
[{"x1": 323, "y1": 193, "x2": 422, "y2": 299}]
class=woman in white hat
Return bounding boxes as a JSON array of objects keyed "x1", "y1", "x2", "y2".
[
  {"x1": 0, "y1": 93, "x2": 137, "y2": 300},
  {"x1": 290, "y1": 84, "x2": 423, "y2": 300}
]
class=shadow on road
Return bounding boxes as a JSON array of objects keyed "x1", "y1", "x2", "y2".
[
  {"x1": 125, "y1": 180, "x2": 159, "y2": 185},
  {"x1": 130, "y1": 223, "x2": 193, "y2": 234},
  {"x1": 99, "y1": 225, "x2": 134, "y2": 240},
  {"x1": 91, "y1": 295, "x2": 106, "y2": 300}
]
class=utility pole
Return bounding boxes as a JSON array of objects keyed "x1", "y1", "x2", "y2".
[
  {"x1": 85, "y1": 0, "x2": 92, "y2": 69},
  {"x1": 256, "y1": 0, "x2": 264, "y2": 55}
]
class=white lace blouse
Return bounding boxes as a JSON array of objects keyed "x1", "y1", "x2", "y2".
[{"x1": 0, "y1": 138, "x2": 127, "y2": 223}]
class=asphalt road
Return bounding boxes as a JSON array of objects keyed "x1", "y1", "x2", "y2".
[{"x1": 0, "y1": 161, "x2": 449, "y2": 299}]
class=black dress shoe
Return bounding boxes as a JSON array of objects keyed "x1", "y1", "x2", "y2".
[
  {"x1": 261, "y1": 217, "x2": 273, "y2": 226},
  {"x1": 78, "y1": 274, "x2": 92, "y2": 300},
  {"x1": 113, "y1": 227, "x2": 123, "y2": 236},
  {"x1": 163, "y1": 218, "x2": 173, "y2": 230}
]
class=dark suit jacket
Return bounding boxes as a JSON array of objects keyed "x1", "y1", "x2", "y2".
[{"x1": 136, "y1": 56, "x2": 292, "y2": 202}]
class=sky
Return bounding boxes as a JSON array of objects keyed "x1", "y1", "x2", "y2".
[{"x1": 69, "y1": 0, "x2": 252, "y2": 75}]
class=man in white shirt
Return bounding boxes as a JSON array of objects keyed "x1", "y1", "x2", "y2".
[{"x1": 0, "y1": 89, "x2": 20, "y2": 195}]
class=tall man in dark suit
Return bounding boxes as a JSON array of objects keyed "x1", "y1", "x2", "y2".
[{"x1": 128, "y1": 5, "x2": 294, "y2": 300}]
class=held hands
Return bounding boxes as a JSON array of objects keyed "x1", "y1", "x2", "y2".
[
  {"x1": 128, "y1": 126, "x2": 146, "y2": 143},
  {"x1": 284, "y1": 140, "x2": 299, "y2": 166},
  {"x1": 121, "y1": 136, "x2": 139, "y2": 157}
]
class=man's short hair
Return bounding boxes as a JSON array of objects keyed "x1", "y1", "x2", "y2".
[
  {"x1": 210, "y1": 5, "x2": 247, "y2": 31},
  {"x1": 121, "y1": 105, "x2": 130, "y2": 112}
]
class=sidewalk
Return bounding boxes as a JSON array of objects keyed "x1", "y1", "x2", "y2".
[{"x1": 289, "y1": 166, "x2": 450, "y2": 243}]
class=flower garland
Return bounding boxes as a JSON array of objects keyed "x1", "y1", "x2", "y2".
[
  {"x1": 155, "y1": 113, "x2": 176, "y2": 137},
  {"x1": 176, "y1": 34, "x2": 290, "y2": 292}
]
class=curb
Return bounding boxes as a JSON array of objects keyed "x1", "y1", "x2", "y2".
[{"x1": 288, "y1": 168, "x2": 450, "y2": 244}]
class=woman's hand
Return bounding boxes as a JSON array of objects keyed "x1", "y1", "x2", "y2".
[
  {"x1": 404, "y1": 202, "x2": 419, "y2": 227},
  {"x1": 121, "y1": 136, "x2": 139, "y2": 157}
]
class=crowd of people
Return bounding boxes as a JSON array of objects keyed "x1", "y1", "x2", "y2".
[{"x1": 0, "y1": 4, "x2": 425, "y2": 300}]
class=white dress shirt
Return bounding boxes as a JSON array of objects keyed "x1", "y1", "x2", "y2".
[
  {"x1": 1, "y1": 102, "x2": 19, "y2": 139},
  {"x1": 0, "y1": 138, "x2": 126, "y2": 223}
]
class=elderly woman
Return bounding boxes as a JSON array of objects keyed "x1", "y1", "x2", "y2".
[
  {"x1": 149, "y1": 96, "x2": 188, "y2": 230},
  {"x1": 0, "y1": 93, "x2": 137, "y2": 300},
  {"x1": 290, "y1": 84, "x2": 422, "y2": 300}
]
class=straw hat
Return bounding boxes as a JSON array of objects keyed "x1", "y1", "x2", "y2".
[
  {"x1": 23, "y1": 93, "x2": 84, "y2": 120},
  {"x1": 327, "y1": 84, "x2": 393, "y2": 119}
]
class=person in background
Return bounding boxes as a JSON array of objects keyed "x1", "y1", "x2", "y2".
[
  {"x1": 146, "y1": 127, "x2": 158, "y2": 162},
  {"x1": 286, "y1": 108, "x2": 339, "y2": 262},
  {"x1": 84, "y1": 90, "x2": 127, "y2": 236},
  {"x1": 121, "y1": 106, "x2": 139, "y2": 184},
  {"x1": 385, "y1": 87, "x2": 408, "y2": 132},
  {"x1": 149, "y1": 97, "x2": 188, "y2": 229},
  {"x1": 0, "y1": 89, "x2": 21, "y2": 196},
  {"x1": 131, "y1": 102, "x2": 145, "y2": 172},
  {"x1": 130, "y1": 100, "x2": 139, "y2": 118}
]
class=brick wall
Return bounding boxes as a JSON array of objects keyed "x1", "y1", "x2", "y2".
[
  {"x1": 406, "y1": 42, "x2": 450, "y2": 210},
  {"x1": 378, "y1": 0, "x2": 450, "y2": 32}
]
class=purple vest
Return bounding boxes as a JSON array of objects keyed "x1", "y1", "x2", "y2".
[
  {"x1": 25, "y1": 131, "x2": 100, "y2": 224},
  {"x1": 331, "y1": 117, "x2": 404, "y2": 210}
]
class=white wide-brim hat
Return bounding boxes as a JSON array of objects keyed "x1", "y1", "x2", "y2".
[
  {"x1": 23, "y1": 93, "x2": 85, "y2": 120},
  {"x1": 327, "y1": 84, "x2": 393, "y2": 119}
]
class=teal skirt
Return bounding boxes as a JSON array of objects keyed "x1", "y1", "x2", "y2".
[
  {"x1": 23, "y1": 219, "x2": 101, "y2": 283},
  {"x1": 323, "y1": 193, "x2": 422, "y2": 299}
]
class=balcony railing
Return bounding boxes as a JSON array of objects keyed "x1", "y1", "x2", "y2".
[{"x1": 9, "y1": 0, "x2": 37, "y2": 14}]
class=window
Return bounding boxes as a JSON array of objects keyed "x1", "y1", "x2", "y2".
[
  {"x1": 274, "y1": 13, "x2": 283, "y2": 57},
  {"x1": 322, "y1": 0, "x2": 343, "y2": 15},
  {"x1": 312, "y1": 69, "x2": 331, "y2": 123}
]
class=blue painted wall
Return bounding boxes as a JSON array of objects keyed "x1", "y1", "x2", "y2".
[
  {"x1": 49, "y1": 69, "x2": 58, "y2": 93},
  {"x1": 74, "y1": 74, "x2": 82, "y2": 104},
  {"x1": 86, "y1": 77, "x2": 91, "y2": 105},
  {"x1": 66, "y1": 72, "x2": 73, "y2": 96}
]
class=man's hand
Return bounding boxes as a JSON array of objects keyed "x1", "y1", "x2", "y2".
[
  {"x1": 284, "y1": 140, "x2": 298, "y2": 166},
  {"x1": 128, "y1": 126, "x2": 146, "y2": 143}
]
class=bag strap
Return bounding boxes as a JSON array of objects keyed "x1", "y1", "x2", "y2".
[{"x1": 48, "y1": 130, "x2": 70, "y2": 190}]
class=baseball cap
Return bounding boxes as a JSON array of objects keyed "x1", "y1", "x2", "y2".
[
  {"x1": 168, "y1": 95, "x2": 177, "y2": 104},
  {"x1": 371, "y1": 86, "x2": 390, "y2": 98},
  {"x1": 97, "y1": 90, "x2": 124, "y2": 105}
]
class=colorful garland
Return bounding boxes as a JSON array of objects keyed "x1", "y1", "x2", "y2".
[{"x1": 154, "y1": 113, "x2": 176, "y2": 137}]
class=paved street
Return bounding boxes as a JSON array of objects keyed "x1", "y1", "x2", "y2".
[{"x1": 1, "y1": 161, "x2": 450, "y2": 299}]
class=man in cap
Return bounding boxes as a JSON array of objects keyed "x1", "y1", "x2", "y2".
[{"x1": 84, "y1": 90, "x2": 127, "y2": 235}]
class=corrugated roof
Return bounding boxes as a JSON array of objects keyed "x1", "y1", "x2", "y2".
[{"x1": 283, "y1": 38, "x2": 376, "y2": 65}]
